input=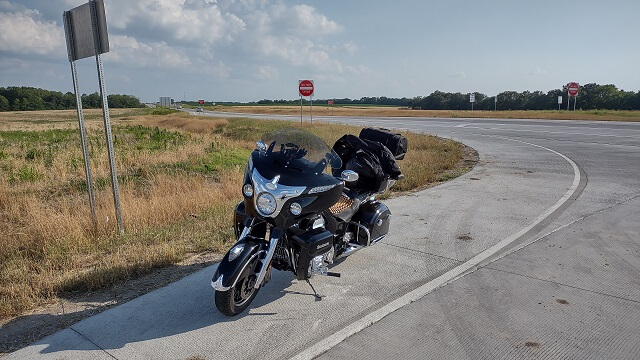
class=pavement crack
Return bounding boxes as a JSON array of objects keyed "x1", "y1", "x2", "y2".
[
  {"x1": 484, "y1": 266, "x2": 640, "y2": 305},
  {"x1": 69, "y1": 327, "x2": 118, "y2": 360},
  {"x1": 497, "y1": 191, "x2": 640, "y2": 258},
  {"x1": 380, "y1": 242, "x2": 464, "y2": 264}
]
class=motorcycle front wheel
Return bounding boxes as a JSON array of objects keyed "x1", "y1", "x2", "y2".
[{"x1": 214, "y1": 259, "x2": 260, "y2": 316}]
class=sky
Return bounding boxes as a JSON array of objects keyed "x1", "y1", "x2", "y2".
[{"x1": 1, "y1": 0, "x2": 639, "y2": 103}]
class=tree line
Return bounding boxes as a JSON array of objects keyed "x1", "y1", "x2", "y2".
[
  {"x1": 408, "y1": 84, "x2": 640, "y2": 111},
  {"x1": 251, "y1": 83, "x2": 640, "y2": 111},
  {"x1": 253, "y1": 96, "x2": 412, "y2": 106},
  {"x1": 0, "y1": 87, "x2": 145, "y2": 112}
]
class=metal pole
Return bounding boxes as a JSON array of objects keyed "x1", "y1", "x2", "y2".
[
  {"x1": 494, "y1": 97, "x2": 497, "y2": 111},
  {"x1": 573, "y1": 96, "x2": 577, "y2": 111},
  {"x1": 64, "y1": 11, "x2": 97, "y2": 230},
  {"x1": 300, "y1": 96, "x2": 303, "y2": 124},
  {"x1": 310, "y1": 96, "x2": 313, "y2": 124},
  {"x1": 567, "y1": 92, "x2": 570, "y2": 111},
  {"x1": 91, "y1": 0, "x2": 124, "y2": 234}
]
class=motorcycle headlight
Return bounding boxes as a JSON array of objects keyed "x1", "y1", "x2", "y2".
[
  {"x1": 256, "y1": 192, "x2": 277, "y2": 215},
  {"x1": 243, "y1": 184, "x2": 253, "y2": 197}
]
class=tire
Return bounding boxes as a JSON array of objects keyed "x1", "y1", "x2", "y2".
[{"x1": 214, "y1": 258, "x2": 261, "y2": 316}]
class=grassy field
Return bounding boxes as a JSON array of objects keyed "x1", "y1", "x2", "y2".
[
  {"x1": 203, "y1": 105, "x2": 640, "y2": 121},
  {"x1": 0, "y1": 108, "x2": 466, "y2": 320}
]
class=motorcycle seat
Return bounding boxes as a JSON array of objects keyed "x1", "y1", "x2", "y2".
[{"x1": 329, "y1": 188, "x2": 371, "y2": 221}]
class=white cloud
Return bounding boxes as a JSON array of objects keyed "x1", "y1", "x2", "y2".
[
  {"x1": 107, "y1": 35, "x2": 192, "y2": 69},
  {"x1": 286, "y1": 4, "x2": 341, "y2": 36},
  {"x1": 0, "y1": 0, "x2": 26, "y2": 12},
  {"x1": 344, "y1": 65, "x2": 370, "y2": 74},
  {"x1": 448, "y1": 71, "x2": 466, "y2": 78},
  {"x1": 0, "y1": 9, "x2": 65, "y2": 56},
  {"x1": 252, "y1": 36, "x2": 343, "y2": 72},
  {"x1": 255, "y1": 65, "x2": 278, "y2": 80},
  {"x1": 0, "y1": 1, "x2": 363, "y2": 100},
  {"x1": 247, "y1": 3, "x2": 340, "y2": 36},
  {"x1": 0, "y1": 57, "x2": 28, "y2": 71},
  {"x1": 104, "y1": 0, "x2": 246, "y2": 46},
  {"x1": 529, "y1": 67, "x2": 547, "y2": 75}
]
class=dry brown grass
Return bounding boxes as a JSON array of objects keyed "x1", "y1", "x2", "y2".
[
  {"x1": 207, "y1": 105, "x2": 640, "y2": 121},
  {"x1": 0, "y1": 110, "x2": 465, "y2": 320}
]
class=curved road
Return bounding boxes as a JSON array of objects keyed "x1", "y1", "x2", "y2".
[{"x1": 7, "y1": 112, "x2": 640, "y2": 359}]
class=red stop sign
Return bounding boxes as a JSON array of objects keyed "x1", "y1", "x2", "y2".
[
  {"x1": 299, "y1": 80, "x2": 314, "y2": 97},
  {"x1": 568, "y1": 82, "x2": 579, "y2": 96}
]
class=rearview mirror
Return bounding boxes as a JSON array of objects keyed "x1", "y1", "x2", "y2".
[
  {"x1": 341, "y1": 170, "x2": 359, "y2": 183},
  {"x1": 256, "y1": 140, "x2": 267, "y2": 153}
]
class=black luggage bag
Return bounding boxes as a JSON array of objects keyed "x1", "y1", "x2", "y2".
[
  {"x1": 333, "y1": 134, "x2": 402, "y2": 193},
  {"x1": 359, "y1": 127, "x2": 408, "y2": 160}
]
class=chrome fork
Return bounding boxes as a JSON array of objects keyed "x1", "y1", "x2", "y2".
[{"x1": 253, "y1": 234, "x2": 279, "y2": 289}]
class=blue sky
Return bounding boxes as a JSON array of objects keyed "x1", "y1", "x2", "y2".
[{"x1": 1, "y1": 0, "x2": 638, "y2": 102}]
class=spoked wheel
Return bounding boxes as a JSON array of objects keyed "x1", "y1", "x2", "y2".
[{"x1": 215, "y1": 259, "x2": 261, "y2": 316}]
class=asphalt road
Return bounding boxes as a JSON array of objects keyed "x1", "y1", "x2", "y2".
[{"x1": 7, "y1": 112, "x2": 640, "y2": 359}]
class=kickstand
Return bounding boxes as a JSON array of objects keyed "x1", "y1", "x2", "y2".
[{"x1": 306, "y1": 279, "x2": 323, "y2": 301}]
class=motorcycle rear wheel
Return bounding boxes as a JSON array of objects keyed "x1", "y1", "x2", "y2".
[{"x1": 215, "y1": 260, "x2": 260, "y2": 316}]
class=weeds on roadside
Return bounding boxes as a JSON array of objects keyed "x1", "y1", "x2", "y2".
[{"x1": 0, "y1": 112, "x2": 464, "y2": 319}]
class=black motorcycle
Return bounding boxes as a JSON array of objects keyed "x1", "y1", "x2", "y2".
[{"x1": 212, "y1": 127, "x2": 407, "y2": 316}]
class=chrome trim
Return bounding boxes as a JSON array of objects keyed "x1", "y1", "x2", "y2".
[
  {"x1": 371, "y1": 235, "x2": 386, "y2": 244},
  {"x1": 266, "y1": 175, "x2": 280, "y2": 190},
  {"x1": 351, "y1": 221, "x2": 371, "y2": 246},
  {"x1": 254, "y1": 235, "x2": 279, "y2": 289},
  {"x1": 252, "y1": 169, "x2": 305, "y2": 218},
  {"x1": 237, "y1": 226, "x2": 250, "y2": 242},
  {"x1": 336, "y1": 244, "x2": 364, "y2": 259},
  {"x1": 211, "y1": 275, "x2": 230, "y2": 291},
  {"x1": 309, "y1": 183, "x2": 338, "y2": 194}
]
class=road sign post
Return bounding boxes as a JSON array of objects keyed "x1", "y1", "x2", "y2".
[
  {"x1": 494, "y1": 96, "x2": 497, "y2": 111},
  {"x1": 558, "y1": 95, "x2": 562, "y2": 110},
  {"x1": 567, "y1": 82, "x2": 579, "y2": 111},
  {"x1": 470, "y1": 93, "x2": 475, "y2": 111},
  {"x1": 298, "y1": 80, "x2": 314, "y2": 123},
  {"x1": 63, "y1": 12, "x2": 96, "y2": 229},
  {"x1": 64, "y1": 0, "x2": 124, "y2": 234}
]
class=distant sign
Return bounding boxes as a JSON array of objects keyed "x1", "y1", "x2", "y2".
[
  {"x1": 328, "y1": 100, "x2": 334, "y2": 105},
  {"x1": 198, "y1": 99, "x2": 205, "y2": 105},
  {"x1": 568, "y1": 82, "x2": 579, "y2": 96},
  {"x1": 469, "y1": 93, "x2": 475, "y2": 103},
  {"x1": 299, "y1": 80, "x2": 314, "y2": 97},
  {"x1": 558, "y1": 96, "x2": 563, "y2": 104}
]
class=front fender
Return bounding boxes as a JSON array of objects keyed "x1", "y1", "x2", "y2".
[{"x1": 211, "y1": 238, "x2": 262, "y2": 291}]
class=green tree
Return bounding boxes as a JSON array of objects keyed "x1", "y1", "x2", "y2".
[{"x1": 0, "y1": 94, "x2": 9, "y2": 111}]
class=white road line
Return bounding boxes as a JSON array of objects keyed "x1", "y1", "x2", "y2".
[
  {"x1": 291, "y1": 137, "x2": 581, "y2": 360},
  {"x1": 461, "y1": 125, "x2": 640, "y2": 139}
]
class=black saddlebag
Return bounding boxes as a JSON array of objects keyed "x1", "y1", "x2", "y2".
[
  {"x1": 333, "y1": 134, "x2": 402, "y2": 193},
  {"x1": 359, "y1": 127, "x2": 408, "y2": 160},
  {"x1": 352, "y1": 201, "x2": 391, "y2": 245}
]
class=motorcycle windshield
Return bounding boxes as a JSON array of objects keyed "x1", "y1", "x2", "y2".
[{"x1": 260, "y1": 128, "x2": 342, "y2": 174}]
